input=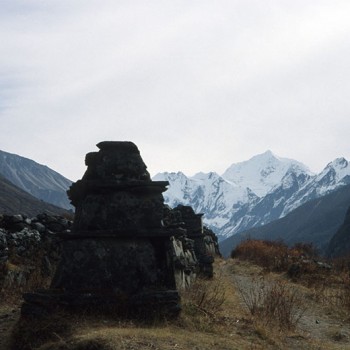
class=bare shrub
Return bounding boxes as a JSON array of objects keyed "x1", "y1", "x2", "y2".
[
  {"x1": 181, "y1": 274, "x2": 226, "y2": 321},
  {"x1": 336, "y1": 275, "x2": 350, "y2": 312},
  {"x1": 231, "y1": 239, "x2": 290, "y2": 272},
  {"x1": 236, "y1": 277, "x2": 305, "y2": 330},
  {"x1": 332, "y1": 255, "x2": 350, "y2": 274},
  {"x1": 290, "y1": 242, "x2": 318, "y2": 259},
  {"x1": 0, "y1": 245, "x2": 54, "y2": 304}
]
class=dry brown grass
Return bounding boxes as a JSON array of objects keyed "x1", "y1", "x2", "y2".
[
  {"x1": 236, "y1": 276, "x2": 305, "y2": 330},
  {"x1": 5, "y1": 260, "x2": 274, "y2": 350},
  {"x1": 0, "y1": 248, "x2": 53, "y2": 305},
  {"x1": 231, "y1": 239, "x2": 318, "y2": 273},
  {"x1": 232, "y1": 239, "x2": 350, "y2": 319},
  {"x1": 180, "y1": 273, "x2": 226, "y2": 322},
  {"x1": 3, "y1": 257, "x2": 350, "y2": 350},
  {"x1": 232, "y1": 239, "x2": 293, "y2": 271},
  {"x1": 230, "y1": 258, "x2": 350, "y2": 350}
]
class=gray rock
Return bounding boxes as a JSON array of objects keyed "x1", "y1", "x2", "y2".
[{"x1": 31, "y1": 222, "x2": 45, "y2": 233}]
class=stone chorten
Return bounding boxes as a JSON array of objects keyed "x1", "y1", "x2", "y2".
[
  {"x1": 22, "y1": 141, "x2": 180, "y2": 318},
  {"x1": 175, "y1": 205, "x2": 215, "y2": 278}
]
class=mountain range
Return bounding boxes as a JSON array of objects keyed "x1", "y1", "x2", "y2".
[
  {"x1": 154, "y1": 151, "x2": 350, "y2": 242},
  {"x1": 219, "y1": 183, "x2": 350, "y2": 257}
]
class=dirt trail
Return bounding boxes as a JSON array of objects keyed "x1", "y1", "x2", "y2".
[{"x1": 226, "y1": 261, "x2": 350, "y2": 350}]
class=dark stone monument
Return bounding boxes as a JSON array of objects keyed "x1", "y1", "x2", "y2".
[
  {"x1": 22, "y1": 141, "x2": 180, "y2": 318},
  {"x1": 163, "y1": 205, "x2": 198, "y2": 289}
]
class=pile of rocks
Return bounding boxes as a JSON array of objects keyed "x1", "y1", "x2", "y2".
[{"x1": 0, "y1": 213, "x2": 72, "y2": 291}]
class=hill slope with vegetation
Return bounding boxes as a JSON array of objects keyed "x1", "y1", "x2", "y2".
[
  {"x1": 0, "y1": 173, "x2": 71, "y2": 217},
  {"x1": 327, "y1": 205, "x2": 350, "y2": 258},
  {"x1": 220, "y1": 184, "x2": 350, "y2": 257}
]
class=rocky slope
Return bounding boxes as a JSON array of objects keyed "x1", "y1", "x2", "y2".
[
  {"x1": 0, "y1": 173, "x2": 71, "y2": 217},
  {"x1": 0, "y1": 150, "x2": 73, "y2": 210}
]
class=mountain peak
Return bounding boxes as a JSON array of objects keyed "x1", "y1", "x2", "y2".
[
  {"x1": 222, "y1": 151, "x2": 311, "y2": 197},
  {"x1": 316, "y1": 157, "x2": 350, "y2": 188},
  {"x1": 327, "y1": 157, "x2": 348, "y2": 169},
  {"x1": 256, "y1": 149, "x2": 276, "y2": 158}
]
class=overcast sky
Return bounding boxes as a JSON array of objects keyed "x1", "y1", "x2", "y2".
[{"x1": 1, "y1": 1, "x2": 350, "y2": 181}]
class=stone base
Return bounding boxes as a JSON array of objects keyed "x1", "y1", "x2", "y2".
[
  {"x1": 21, "y1": 288, "x2": 181, "y2": 320},
  {"x1": 51, "y1": 237, "x2": 178, "y2": 294},
  {"x1": 20, "y1": 236, "x2": 182, "y2": 320}
]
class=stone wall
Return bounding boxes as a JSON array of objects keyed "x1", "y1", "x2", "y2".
[
  {"x1": 0, "y1": 207, "x2": 221, "y2": 299},
  {"x1": 0, "y1": 213, "x2": 71, "y2": 295}
]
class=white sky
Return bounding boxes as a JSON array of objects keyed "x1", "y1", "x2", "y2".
[{"x1": 1, "y1": 0, "x2": 350, "y2": 181}]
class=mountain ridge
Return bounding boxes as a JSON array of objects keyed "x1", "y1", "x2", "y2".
[
  {"x1": 0, "y1": 172, "x2": 71, "y2": 217},
  {"x1": 219, "y1": 183, "x2": 350, "y2": 257},
  {"x1": 0, "y1": 150, "x2": 73, "y2": 210},
  {"x1": 222, "y1": 150, "x2": 313, "y2": 197}
]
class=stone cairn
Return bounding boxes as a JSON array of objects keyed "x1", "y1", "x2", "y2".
[{"x1": 22, "y1": 141, "x2": 181, "y2": 318}]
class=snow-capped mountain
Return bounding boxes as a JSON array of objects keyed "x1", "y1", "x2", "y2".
[
  {"x1": 0, "y1": 150, "x2": 73, "y2": 210},
  {"x1": 222, "y1": 150, "x2": 312, "y2": 197},
  {"x1": 153, "y1": 171, "x2": 258, "y2": 233},
  {"x1": 154, "y1": 151, "x2": 350, "y2": 241},
  {"x1": 219, "y1": 183, "x2": 350, "y2": 257},
  {"x1": 281, "y1": 157, "x2": 350, "y2": 216}
]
